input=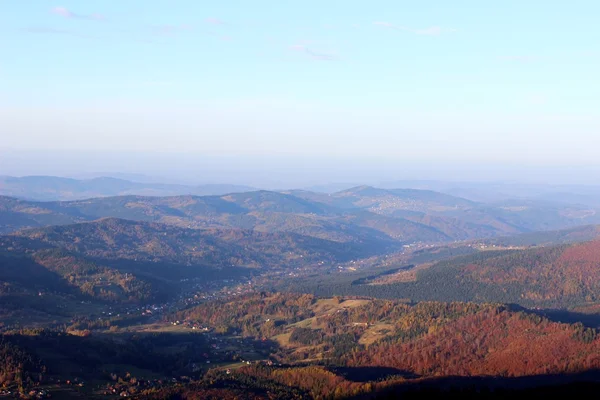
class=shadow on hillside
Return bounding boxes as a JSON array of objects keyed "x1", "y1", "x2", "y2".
[
  {"x1": 534, "y1": 308, "x2": 600, "y2": 328},
  {"x1": 7, "y1": 329, "x2": 281, "y2": 380},
  {"x1": 351, "y1": 266, "x2": 413, "y2": 286},
  {"x1": 329, "y1": 366, "x2": 418, "y2": 382},
  {"x1": 96, "y1": 257, "x2": 256, "y2": 281},
  {"x1": 505, "y1": 303, "x2": 600, "y2": 329},
  {"x1": 0, "y1": 253, "x2": 74, "y2": 294},
  {"x1": 346, "y1": 370, "x2": 600, "y2": 399}
]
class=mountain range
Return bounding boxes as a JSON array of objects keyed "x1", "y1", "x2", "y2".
[
  {"x1": 6, "y1": 174, "x2": 600, "y2": 208},
  {"x1": 2, "y1": 184, "x2": 599, "y2": 245}
]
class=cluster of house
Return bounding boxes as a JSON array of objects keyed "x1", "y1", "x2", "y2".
[
  {"x1": 103, "y1": 376, "x2": 194, "y2": 398},
  {"x1": 25, "y1": 390, "x2": 50, "y2": 399}
]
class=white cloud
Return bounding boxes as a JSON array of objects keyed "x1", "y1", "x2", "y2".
[
  {"x1": 51, "y1": 6, "x2": 105, "y2": 21},
  {"x1": 205, "y1": 18, "x2": 225, "y2": 25}
]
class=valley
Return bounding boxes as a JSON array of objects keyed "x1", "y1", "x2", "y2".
[{"x1": 3, "y1": 183, "x2": 600, "y2": 398}]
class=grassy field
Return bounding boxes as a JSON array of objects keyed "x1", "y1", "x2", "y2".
[{"x1": 358, "y1": 323, "x2": 395, "y2": 346}]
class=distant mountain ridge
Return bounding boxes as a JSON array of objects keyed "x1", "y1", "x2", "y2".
[
  {"x1": 0, "y1": 175, "x2": 257, "y2": 201},
  {"x1": 482, "y1": 224, "x2": 600, "y2": 247},
  {"x1": 2, "y1": 184, "x2": 600, "y2": 246},
  {"x1": 379, "y1": 180, "x2": 600, "y2": 206},
  {"x1": 0, "y1": 190, "x2": 473, "y2": 243},
  {"x1": 288, "y1": 185, "x2": 476, "y2": 213}
]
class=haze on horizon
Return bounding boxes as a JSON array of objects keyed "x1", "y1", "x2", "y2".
[{"x1": 2, "y1": 1, "x2": 599, "y2": 186}]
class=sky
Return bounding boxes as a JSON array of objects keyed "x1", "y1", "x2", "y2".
[{"x1": 1, "y1": 1, "x2": 600, "y2": 185}]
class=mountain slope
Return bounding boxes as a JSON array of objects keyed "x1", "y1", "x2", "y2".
[
  {"x1": 337, "y1": 211, "x2": 451, "y2": 243},
  {"x1": 401, "y1": 212, "x2": 504, "y2": 240},
  {"x1": 301, "y1": 238, "x2": 600, "y2": 308},
  {"x1": 0, "y1": 249, "x2": 158, "y2": 304}
]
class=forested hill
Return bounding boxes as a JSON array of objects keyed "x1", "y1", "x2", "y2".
[
  {"x1": 287, "y1": 238, "x2": 600, "y2": 309},
  {"x1": 0, "y1": 248, "x2": 159, "y2": 305},
  {"x1": 178, "y1": 293, "x2": 600, "y2": 381},
  {"x1": 8, "y1": 218, "x2": 386, "y2": 269}
]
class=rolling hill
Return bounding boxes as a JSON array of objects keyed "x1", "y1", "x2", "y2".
[
  {"x1": 291, "y1": 186, "x2": 600, "y2": 237},
  {"x1": 0, "y1": 193, "x2": 464, "y2": 244},
  {"x1": 2, "y1": 185, "x2": 600, "y2": 251}
]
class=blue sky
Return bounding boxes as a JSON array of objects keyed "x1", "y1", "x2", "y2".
[{"x1": 1, "y1": 1, "x2": 600, "y2": 184}]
